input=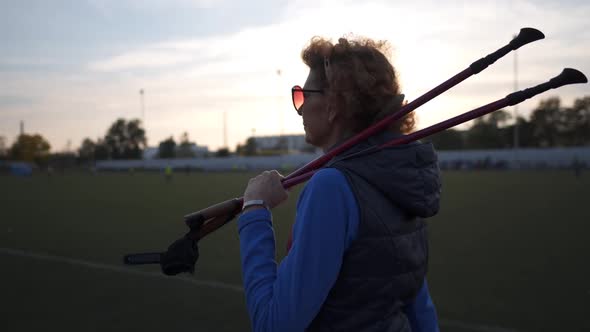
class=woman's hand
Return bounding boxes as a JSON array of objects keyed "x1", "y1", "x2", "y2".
[{"x1": 243, "y1": 170, "x2": 289, "y2": 209}]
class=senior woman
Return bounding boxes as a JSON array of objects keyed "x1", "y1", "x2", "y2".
[{"x1": 238, "y1": 36, "x2": 441, "y2": 331}]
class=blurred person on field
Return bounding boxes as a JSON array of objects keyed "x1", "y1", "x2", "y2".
[
  {"x1": 165, "y1": 165, "x2": 173, "y2": 182},
  {"x1": 239, "y1": 36, "x2": 440, "y2": 331}
]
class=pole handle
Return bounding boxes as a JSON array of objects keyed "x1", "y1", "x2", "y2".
[
  {"x1": 507, "y1": 68, "x2": 587, "y2": 105},
  {"x1": 470, "y1": 28, "x2": 544, "y2": 74},
  {"x1": 184, "y1": 198, "x2": 243, "y2": 230},
  {"x1": 509, "y1": 27, "x2": 545, "y2": 50}
]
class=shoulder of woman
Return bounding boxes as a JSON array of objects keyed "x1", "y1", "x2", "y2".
[{"x1": 307, "y1": 167, "x2": 349, "y2": 189}]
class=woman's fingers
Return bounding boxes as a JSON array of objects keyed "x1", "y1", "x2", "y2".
[{"x1": 244, "y1": 170, "x2": 289, "y2": 209}]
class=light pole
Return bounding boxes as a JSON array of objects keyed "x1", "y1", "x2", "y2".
[
  {"x1": 139, "y1": 89, "x2": 145, "y2": 125},
  {"x1": 513, "y1": 47, "x2": 519, "y2": 149},
  {"x1": 513, "y1": 40, "x2": 520, "y2": 169},
  {"x1": 276, "y1": 68, "x2": 288, "y2": 153},
  {"x1": 277, "y1": 69, "x2": 285, "y2": 137},
  {"x1": 223, "y1": 111, "x2": 228, "y2": 149}
]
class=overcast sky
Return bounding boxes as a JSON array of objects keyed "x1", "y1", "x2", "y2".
[{"x1": 1, "y1": 0, "x2": 589, "y2": 151}]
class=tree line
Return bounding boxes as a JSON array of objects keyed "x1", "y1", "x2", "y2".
[
  {"x1": 0, "y1": 117, "x2": 229, "y2": 166},
  {"x1": 0, "y1": 96, "x2": 588, "y2": 165},
  {"x1": 425, "y1": 96, "x2": 589, "y2": 150},
  {"x1": 78, "y1": 119, "x2": 146, "y2": 161},
  {"x1": 78, "y1": 120, "x2": 211, "y2": 161}
]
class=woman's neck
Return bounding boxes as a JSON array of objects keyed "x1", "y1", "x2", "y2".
[{"x1": 321, "y1": 127, "x2": 355, "y2": 153}]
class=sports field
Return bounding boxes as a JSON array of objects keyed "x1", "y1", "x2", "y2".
[{"x1": 1, "y1": 170, "x2": 588, "y2": 332}]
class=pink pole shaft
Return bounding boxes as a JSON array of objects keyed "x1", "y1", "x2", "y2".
[
  {"x1": 282, "y1": 98, "x2": 509, "y2": 188},
  {"x1": 381, "y1": 99, "x2": 509, "y2": 148}
]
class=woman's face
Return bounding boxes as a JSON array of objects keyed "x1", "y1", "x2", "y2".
[{"x1": 300, "y1": 68, "x2": 330, "y2": 148}]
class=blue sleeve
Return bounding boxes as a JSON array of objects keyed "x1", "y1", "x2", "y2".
[
  {"x1": 237, "y1": 168, "x2": 358, "y2": 332},
  {"x1": 403, "y1": 279, "x2": 440, "y2": 332},
  {"x1": 238, "y1": 168, "x2": 439, "y2": 331}
]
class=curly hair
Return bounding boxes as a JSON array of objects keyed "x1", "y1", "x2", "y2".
[{"x1": 301, "y1": 36, "x2": 415, "y2": 134}]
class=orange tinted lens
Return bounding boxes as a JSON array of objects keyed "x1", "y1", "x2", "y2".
[{"x1": 292, "y1": 86, "x2": 304, "y2": 111}]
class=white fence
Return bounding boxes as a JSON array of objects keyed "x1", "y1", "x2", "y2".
[
  {"x1": 95, "y1": 147, "x2": 590, "y2": 171},
  {"x1": 96, "y1": 153, "x2": 322, "y2": 172},
  {"x1": 437, "y1": 147, "x2": 590, "y2": 169}
]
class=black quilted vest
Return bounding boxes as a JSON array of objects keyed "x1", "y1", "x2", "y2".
[{"x1": 307, "y1": 132, "x2": 441, "y2": 331}]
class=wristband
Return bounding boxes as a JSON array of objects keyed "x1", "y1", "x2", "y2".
[{"x1": 242, "y1": 199, "x2": 269, "y2": 211}]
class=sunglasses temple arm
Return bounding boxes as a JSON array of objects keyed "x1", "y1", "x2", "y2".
[{"x1": 284, "y1": 27, "x2": 544, "y2": 180}]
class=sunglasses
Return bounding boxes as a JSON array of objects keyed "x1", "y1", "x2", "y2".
[{"x1": 291, "y1": 85, "x2": 324, "y2": 115}]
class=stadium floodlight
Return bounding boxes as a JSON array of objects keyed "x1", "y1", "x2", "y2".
[{"x1": 123, "y1": 28, "x2": 587, "y2": 275}]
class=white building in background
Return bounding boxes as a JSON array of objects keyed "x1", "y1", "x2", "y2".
[
  {"x1": 253, "y1": 134, "x2": 318, "y2": 153},
  {"x1": 142, "y1": 147, "x2": 159, "y2": 159},
  {"x1": 142, "y1": 143, "x2": 209, "y2": 159},
  {"x1": 185, "y1": 143, "x2": 209, "y2": 157}
]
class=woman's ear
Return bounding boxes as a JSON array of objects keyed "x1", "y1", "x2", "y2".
[
  {"x1": 326, "y1": 96, "x2": 341, "y2": 124},
  {"x1": 327, "y1": 104, "x2": 338, "y2": 123}
]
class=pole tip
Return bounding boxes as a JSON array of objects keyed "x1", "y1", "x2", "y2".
[
  {"x1": 552, "y1": 68, "x2": 588, "y2": 88},
  {"x1": 511, "y1": 28, "x2": 545, "y2": 49}
]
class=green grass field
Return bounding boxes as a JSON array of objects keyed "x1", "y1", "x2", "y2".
[{"x1": 1, "y1": 170, "x2": 589, "y2": 331}]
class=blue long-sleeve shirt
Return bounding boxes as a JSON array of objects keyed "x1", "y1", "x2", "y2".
[{"x1": 238, "y1": 168, "x2": 439, "y2": 331}]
